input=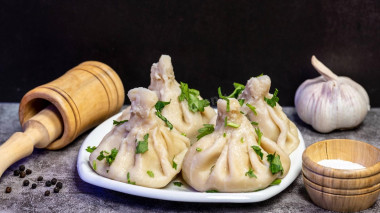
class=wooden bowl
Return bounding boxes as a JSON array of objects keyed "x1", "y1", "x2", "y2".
[{"x1": 304, "y1": 177, "x2": 380, "y2": 212}]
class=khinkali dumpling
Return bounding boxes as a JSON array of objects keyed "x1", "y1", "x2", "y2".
[
  {"x1": 239, "y1": 75, "x2": 299, "y2": 154},
  {"x1": 89, "y1": 88, "x2": 190, "y2": 188},
  {"x1": 148, "y1": 55, "x2": 216, "y2": 143},
  {"x1": 182, "y1": 98, "x2": 291, "y2": 192}
]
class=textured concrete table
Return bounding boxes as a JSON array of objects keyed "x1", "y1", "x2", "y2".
[{"x1": 0, "y1": 103, "x2": 379, "y2": 213}]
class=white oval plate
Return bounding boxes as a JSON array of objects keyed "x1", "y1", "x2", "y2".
[{"x1": 77, "y1": 112, "x2": 305, "y2": 203}]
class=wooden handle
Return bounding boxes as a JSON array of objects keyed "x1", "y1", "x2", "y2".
[{"x1": 0, "y1": 105, "x2": 63, "y2": 177}]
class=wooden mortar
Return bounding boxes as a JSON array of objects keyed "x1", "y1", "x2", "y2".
[{"x1": 0, "y1": 61, "x2": 125, "y2": 177}]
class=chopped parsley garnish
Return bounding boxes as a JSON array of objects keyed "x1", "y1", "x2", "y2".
[
  {"x1": 227, "y1": 82, "x2": 245, "y2": 98},
  {"x1": 251, "y1": 145, "x2": 263, "y2": 160},
  {"x1": 218, "y1": 87, "x2": 230, "y2": 112},
  {"x1": 240, "y1": 111, "x2": 245, "y2": 114},
  {"x1": 238, "y1": 99, "x2": 245, "y2": 106},
  {"x1": 267, "y1": 153, "x2": 284, "y2": 175},
  {"x1": 224, "y1": 116, "x2": 228, "y2": 126},
  {"x1": 136, "y1": 134, "x2": 149, "y2": 154},
  {"x1": 86, "y1": 146, "x2": 97, "y2": 153},
  {"x1": 245, "y1": 168, "x2": 257, "y2": 178},
  {"x1": 127, "y1": 172, "x2": 135, "y2": 185},
  {"x1": 92, "y1": 160, "x2": 97, "y2": 171},
  {"x1": 196, "y1": 124, "x2": 214, "y2": 140},
  {"x1": 246, "y1": 103, "x2": 257, "y2": 115},
  {"x1": 147, "y1": 170, "x2": 154, "y2": 178},
  {"x1": 264, "y1": 88, "x2": 279, "y2": 108},
  {"x1": 173, "y1": 181, "x2": 183, "y2": 187},
  {"x1": 196, "y1": 147, "x2": 202, "y2": 152},
  {"x1": 155, "y1": 101, "x2": 173, "y2": 130},
  {"x1": 251, "y1": 121, "x2": 259, "y2": 126},
  {"x1": 223, "y1": 132, "x2": 226, "y2": 137},
  {"x1": 227, "y1": 122, "x2": 240, "y2": 128},
  {"x1": 113, "y1": 120, "x2": 128, "y2": 126},
  {"x1": 179, "y1": 82, "x2": 210, "y2": 112},
  {"x1": 181, "y1": 133, "x2": 187, "y2": 137},
  {"x1": 172, "y1": 157, "x2": 177, "y2": 170},
  {"x1": 240, "y1": 137, "x2": 244, "y2": 143},
  {"x1": 255, "y1": 127, "x2": 263, "y2": 146},
  {"x1": 206, "y1": 189, "x2": 219, "y2": 193},
  {"x1": 270, "y1": 179, "x2": 282, "y2": 186},
  {"x1": 97, "y1": 148, "x2": 118, "y2": 165}
]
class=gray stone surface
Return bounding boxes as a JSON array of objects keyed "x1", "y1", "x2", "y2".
[{"x1": 0, "y1": 103, "x2": 379, "y2": 213}]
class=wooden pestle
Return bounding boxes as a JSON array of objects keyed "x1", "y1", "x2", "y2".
[{"x1": 0, "y1": 61, "x2": 124, "y2": 177}]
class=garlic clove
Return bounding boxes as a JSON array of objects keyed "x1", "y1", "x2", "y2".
[{"x1": 294, "y1": 56, "x2": 370, "y2": 133}]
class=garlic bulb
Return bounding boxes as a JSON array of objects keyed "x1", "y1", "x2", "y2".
[{"x1": 295, "y1": 56, "x2": 370, "y2": 133}]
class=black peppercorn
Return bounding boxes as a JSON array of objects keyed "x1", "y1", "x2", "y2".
[
  {"x1": 53, "y1": 187, "x2": 60, "y2": 193},
  {"x1": 19, "y1": 165, "x2": 25, "y2": 171},
  {"x1": 37, "y1": 176, "x2": 43, "y2": 181},
  {"x1": 45, "y1": 180, "x2": 51, "y2": 187},
  {"x1": 26, "y1": 169, "x2": 32, "y2": 175},
  {"x1": 23, "y1": 180, "x2": 29, "y2": 186},
  {"x1": 56, "y1": 182, "x2": 63, "y2": 189},
  {"x1": 5, "y1": 187, "x2": 12, "y2": 193},
  {"x1": 19, "y1": 171, "x2": 26, "y2": 178},
  {"x1": 51, "y1": 178, "x2": 57, "y2": 185},
  {"x1": 44, "y1": 190, "x2": 50, "y2": 196},
  {"x1": 31, "y1": 183, "x2": 37, "y2": 189},
  {"x1": 13, "y1": 170, "x2": 20, "y2": 176}
]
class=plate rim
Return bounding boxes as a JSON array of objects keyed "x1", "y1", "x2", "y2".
[{"x1": 77, "y1": 112, "x2": 306, "y2": 203}]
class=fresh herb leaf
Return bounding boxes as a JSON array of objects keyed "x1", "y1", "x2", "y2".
[
  {"x1": 245, "y1": 168, "x2": 257, "y2": 178},
  {"x1": 264, "y1": 88, "x2": 279, "y2": 108},
  {"x1": 179, "y1": 82, "x2": 210, "y2": 112},
  {"x1": 251, "y1": 145, "x2": 263, "y2": 160},
  {"x1": 97, "y1": 149, "x2": 118, "y2": 165},
  {"x1": 155, "y1": 100, "x2": 170, "y2": 112},
  {"x1": 255, "y1": 127, "x2": 263, "y2": 146},
  {"x1": 181, "y1": 133, "x2": 187, "y2": 137},
  {"x1": 251, "y1": 121, "x2": 259, "y2": 126},
  {"x1": 92, "y1": 160, "x2": 97, "y2": 171},
  {"x1": 196, "y1": 124, "x2": 214, "y2": 140},
  {"x1": 86, "y1": 146, "x2": 97, "y2": 153},
  {"x1": 227, "y1": 122, "x2": 240, "y2": 128},
  {"x1": 240, "y1": 111, "x2": 245, "y2": 114},
  {"x1": 256, "y1": 73, "x2": 264, "y2": 77},
  {"x1": 154, "y1": 101, "x2": 173, "y2": 130},
  {"x1": 173, "y1": 181, "x2": 183, "y2": 187},
  {"x1": 224, "y1": 116, "x2": 228, "y2": 126},
  {"x1": 267, "y1": 153, "x2": 284, "y2": 175},
  {"x1": 136, "y1": 134, "x2": 149, "y2": 154},
  {"x1": 127, "y1": 172, "x2": 135, "y2": 185},
  {"x1": 206, "y1": 189, "x2": 219, "y2": 193},
  {"x1": 223, "y1": 132, "x2": 226, "y2": 137},
  {"x1": 240, "y1": 137, "x2": 244, "y2": 143},
  {"x1": 238, "y1": 99, "x2": 245, "y2": 106},
  {"x1": 196, "y1": 147, "x2": 202, "y2": 152},
  {"x1": 270, "y1": 179, "x2": 282, "y2": 186},
  {"x1": 227, "y1": 82, "x2": 245, "y2": 98},
  {"x1": 218, "y1": 87, "x2": 230, "y2": 112},
  {"x1": 147, "y1": 170, "x2": 154, "y2": 178},
  {"x1": 246, "y1": 103, "x2": 257, "y2": 115},
  {"x1": 113, "y1": 120, "x2": 128, "y2": 126},
  {"x1": 172, "y1": 157, "x2": 177, "y2": 170}
]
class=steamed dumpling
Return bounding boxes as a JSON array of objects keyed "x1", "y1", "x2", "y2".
[
  {"x1": 182, "y1": 98, "x2": 291, "y2": 192},
  {"x1": 148, "y1": 55, "x2": 216, "y2": 143},
  {"x1": 89, "y1": 88, "x2": 190, "y2": 188},
  {"x1": 239, "y1": 75, "x2": 300, "y2": 154}
]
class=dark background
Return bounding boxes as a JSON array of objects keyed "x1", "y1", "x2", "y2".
[{"x1": 1, "y1": 0, "x2": 379, "y2": 107}]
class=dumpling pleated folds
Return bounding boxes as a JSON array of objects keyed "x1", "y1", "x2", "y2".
[
  {"x1": 182, "y1": 99, "x2": 291, "y2": 192},
  {"x1": 89, "y1": 88, "x2": 190, "y2": 188},
  {"x1": 239, "y1": 75, "x2": 300, "y2": 154}
]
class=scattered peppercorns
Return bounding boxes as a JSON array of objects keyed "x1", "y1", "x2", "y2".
[
  {"x1": 26, "y1": 169, "x2": 32, "y2": 175},
  {"x1": 44, "y1": 190, "x2": 50, "y2": 196},
  {"x1": 5, "y1": 187, "x2": 12, "y2": 193},
  {"x1": 19, "y1": 165, "x2": 25, "y2": 171},
  {"x1": 53, "y1": 187, "x2": 60, "y2": 193},
  {"x1": 45, "y1": 180, "x2": 51, "y2": 187},
  {"x1": 37, "y1": 176, "x2": 43, "y2": 181},
  {"x1": 56, "y1": 182, "x2": 63, "y2": 189},
  {"x1": 13, "y1": 170, "x2": 20, "y2": 176},
  {"x1": 19, "y1": 171, "x2": 26, "y2": 178},
  {"x1": 23, "y1": 180, "x2": 29, "y2": 186},
  {"x1": 31, "y1": 183, "x2": 37, "y2": 189},
  {"x1": 51, "y1": 178, "x2": 57, "y2": 185}
]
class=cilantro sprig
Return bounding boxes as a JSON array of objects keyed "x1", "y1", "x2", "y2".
[
  {"x1": 264, "y1": 88, "x2": 279, "y2": 108},
  {"x1": 136, "y1": 134, "x2": 149, "y2": 154},
  {"x1": 245, "y1": 168, "x2": 257, "y2": 178},
  {"x1": 196, "y1": 124, "x2": 214, "y2": 140},
  {"x1": 113, "y1": 120, "x2": 128, "y2": 126},
  {"x1": 255, "y1": 127, "x2": 263, "y2": 146},
  {"x1": 267, "y1": 153, "x2": 284, "y2": 175},
  {"x1": 155, "y1": 101, "x2": 173, "y2": 130},
  {"x1": 147, "y1": 170, "x2": 154, "y2": 178},
  {"x1": 127, "y1": 172, "x2": 135, "y2": 185},
  {"x1": 173, "y1": 181, "x2": 183, "y2": 187},
  {"x1": 251, "y1": 145, "x2": 263, "y2": 160},
  {"x1": 179, "y1": 82, "x2": 210, "y2": 112},
  {"x1": 97, "y1": 148, "x2": 118, "y2": 166},
  {"x1": 270, "y1": 179, "x2": 282, "y2": 186}
]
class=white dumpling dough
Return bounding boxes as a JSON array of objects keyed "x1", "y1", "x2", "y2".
[
  {"x1": 239, "y1": 75, "x2": 300, "y2": 154},
  {"x1": 182, "y1": 98, "x2": 291, "y2": 192},
  {"x1": 148, "y1": 55, "x2": 216, "y2": 143},
  {"x1": 89, "y1": 88, "x2": 190, "y2": 188}
]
